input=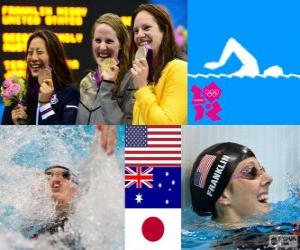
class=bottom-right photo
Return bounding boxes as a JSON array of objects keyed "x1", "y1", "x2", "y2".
[{"x1": 181, "y1": 126, "x2": 300, "y2": 250}]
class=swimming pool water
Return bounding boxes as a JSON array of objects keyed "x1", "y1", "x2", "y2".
[
  {"x1": 0, "y1": 126, "x2": 124, "y2": 250},
  {"x1": 182, "y1": 191, "x2": 300, "y2": 249}
]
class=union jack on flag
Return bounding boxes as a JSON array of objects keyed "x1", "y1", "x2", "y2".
[{"x1": 125, "y1": 166, "x2": 153, "y2": 189}]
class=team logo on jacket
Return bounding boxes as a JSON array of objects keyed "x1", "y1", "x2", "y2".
[{"x1": 50, "y1": 94, "x2": 59, "y2": 105}]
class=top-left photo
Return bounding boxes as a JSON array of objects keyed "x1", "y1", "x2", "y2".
[{"x1": 0, "y1": 0, "x2": 187, "y2": 125}]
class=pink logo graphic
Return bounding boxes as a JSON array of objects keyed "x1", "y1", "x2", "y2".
[{"x1": 192, "y1": 82, "x2": 222, "y2": 121}]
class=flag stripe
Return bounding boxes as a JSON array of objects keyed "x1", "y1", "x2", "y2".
[
  {"x1": 197, "y1": 154, "x2": 216, "y2": 188},
  {"x1": 125, "y1": 164, "x2": 181, "y2": 167},
  {"x1": 125, "y1": 160, "x2": 181, "y2": 164},
  {"x1": 148, "y1": 135, "x2": 181, "y2": 139},
  {"x1": 148, "y1": 131, "x2": 181, "y2": 135},
  {"x1": 148, "y1": 125, "x2": 180, "y2": 129},
  {"x1": 148, "y1": 129, "x2": 181, "y2": 132},
  {"x1": 125, "y1": 154, "x2": 181, "y2": 157},
  {"x1": 148, "y1": 141, "x2": 180, "y2": 145},
  {"x1": 125, "y1": 151, "x2": 181, "y2": 154},
  {"x1": 148, "y1": 138, "x2": 181, "y2": 141},
  {"x1": 125, "y1": 176, "x2": 153, "y2": 180},
  {"x1": 147, "y1": 144, "x2": 180, "y2": 148},
  {"x1": 125, "y1": 148, "x2": 181, "y2": 151},
  {"x1": 125, "y1": 157, "x2": 181, "y2": 161}
]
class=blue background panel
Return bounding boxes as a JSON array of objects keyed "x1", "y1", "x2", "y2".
[{"x1": 188, "y1": 0, "x2": 300, "y2": 124}]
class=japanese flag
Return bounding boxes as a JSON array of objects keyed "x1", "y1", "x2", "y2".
[{"x1": 125, "y1": 208, "x2": 181, "y2": 250}]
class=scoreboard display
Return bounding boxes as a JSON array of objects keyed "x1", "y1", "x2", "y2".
[{"x1": 0, "y1": 0, "x2": 146, "y2": 84}]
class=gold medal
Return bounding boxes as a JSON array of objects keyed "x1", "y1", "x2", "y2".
[{"x1": 100, "y1": 58, "x2": 118, "y2": 72}]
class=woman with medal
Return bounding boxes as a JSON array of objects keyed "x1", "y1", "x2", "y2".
[
  {"x1": 130, "y1": 4, "x2": 187, "y2": 125},
  {"x1": 76, "y1": 13, "x2": 133, "y2": 125},
  {"x1": 1, "y1": 29, "x2": 79, "y2": 125}
]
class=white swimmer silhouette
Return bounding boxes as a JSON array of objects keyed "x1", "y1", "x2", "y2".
[{"x1": 203, "y1": 37, "x2": 284, "y2": 78}]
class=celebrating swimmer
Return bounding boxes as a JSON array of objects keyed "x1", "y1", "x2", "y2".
[{"x1": 190, "y1": 142, "x2": 273, "y2": 224}]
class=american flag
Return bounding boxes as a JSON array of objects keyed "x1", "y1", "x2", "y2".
[
  {"x1": 125, "y1": 126, "x2": 181, "y2": 167},
  {"x1": 125, "y1": 166, "x2": 153, "y2": 189},
  {"x1": 193, "y1": 154, "x2": 216, "y2": 188}
]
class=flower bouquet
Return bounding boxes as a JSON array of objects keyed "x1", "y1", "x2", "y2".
[
  {"x1": 1, "y1": 74, "x2": 29, "y2": 124},
  {"x1": 1, "y1": 74, "x2": 27, "y2": 107}
]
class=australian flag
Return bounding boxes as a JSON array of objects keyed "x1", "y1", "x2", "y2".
[{"x1": 125, "y1": 166, "x2": 181, "y2": 208}]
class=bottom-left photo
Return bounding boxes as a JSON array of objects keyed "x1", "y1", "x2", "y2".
[{"x1": 0, "y1": 125, "x2": 124, "y2": 250}]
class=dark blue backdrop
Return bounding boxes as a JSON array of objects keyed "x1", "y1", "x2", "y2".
[{"x1": 0, "y1": 0, "x2": 186, "y2": 123}]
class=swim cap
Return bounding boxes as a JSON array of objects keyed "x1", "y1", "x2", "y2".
[
  {"x1": 45, "y1": 165, "x2": 78, "y2": 185},
  {"x1": 190, "y1": 142, "x2": 255, "y2": 216},
  {"x1": 45, "y1": 165, "x2": 71, "y2": 172}
]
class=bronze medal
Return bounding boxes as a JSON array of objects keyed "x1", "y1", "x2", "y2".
[{"x1": 38, "y1": 67, "x2": 52, "y2": 85}]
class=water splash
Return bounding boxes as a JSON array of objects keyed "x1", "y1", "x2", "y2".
[
  {"x1": 0, "y1": 126, "x2": 124, "y2": 249},
  {"x1": 70, "y1": 132, "x2": 124, "y2": 249}
]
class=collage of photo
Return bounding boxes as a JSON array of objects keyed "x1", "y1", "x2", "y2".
[{"x1": 1, "y1": 0, "x2": 300, "y2": 250}]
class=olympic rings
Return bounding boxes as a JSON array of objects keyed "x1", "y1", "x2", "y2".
[{"x1": 204, "y1": 89, "x2": 219, "y2": 97}]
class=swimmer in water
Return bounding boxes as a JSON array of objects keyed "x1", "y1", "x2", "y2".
[
  {"x1": 45, "y1": 165, "x2": 77, "y2": 221},
  {"x1": 190, "y1": 142, "x2": 273, "y2": 224},
  {"x1": 24, "y1": 165, "x2": 79, "y2": 248}
]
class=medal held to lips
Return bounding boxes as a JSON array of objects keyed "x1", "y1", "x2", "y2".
[
  {"x1": 38, "y1": 66, "x2": 52, "y2": 85},
  {"x1": 135, "y1": 45, "x2": 154, "y2": 82},
  {"x1": 100, "y1": 57, "x2": 119, "y2": 72},
  {"x1": 135, "y1": 46, "x2": 148, "y2": 60}
]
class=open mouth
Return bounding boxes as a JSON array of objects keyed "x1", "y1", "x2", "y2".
[
  {"x1": 98, "y1": 54, "x2": 109, "y2": 59},
  {"x1": 137, "y1": 36, "x2": 152, "y2": 47},
  {"x1": 51, "y1": 182, "x2": 61, "y2": 192},
  {"x1": 140, "y1": 41, "x2": 149, "y2": 46},
  {"x1": 96, "y1": 51, "x2": 112, "y2": 60},
  {"x1": 257, "y1": 193, "x2": 269, "y2": 204},
  {"x1": 30, "y1": 63, "x2": 44, "y2": 71},
  {"x1": 138, "y1": 40, "x2": 151, "y2": 47}
]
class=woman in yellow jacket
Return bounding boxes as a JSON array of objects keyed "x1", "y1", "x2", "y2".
[{"x1": 130, "y1": 4, "x2": 187, "y2": 125}]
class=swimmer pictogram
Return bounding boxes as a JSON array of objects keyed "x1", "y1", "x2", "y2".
[{"x1": 189, "y1": 38, "x2": 300, "y2": 79}]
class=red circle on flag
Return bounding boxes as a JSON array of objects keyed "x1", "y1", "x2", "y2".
[{"x1": 141, "y1": 216, "x2": 164, "y2": 242}]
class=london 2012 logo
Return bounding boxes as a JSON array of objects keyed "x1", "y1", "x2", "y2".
[{"x1": 191, "y1": 82, "x2": 221, "y2": 121}]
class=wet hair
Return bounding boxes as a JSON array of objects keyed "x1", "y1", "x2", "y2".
[
  {"x1": 130, "y1": 4, "x2": 180, "y2": 83},
  {"x1": 190, "y1": 142, "x2": 255, "y2": 216},
  {"x1": 91, "y1": 13, "x2": 130, "y2": 94},
  {"x1": 26, "y1": 29, "x2": 73, "y2": 91}
]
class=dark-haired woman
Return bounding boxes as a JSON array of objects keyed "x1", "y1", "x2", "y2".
[
  {"x1": 130, "y1": 4, "x2": 187, "y2": 125},
  {"x1": 2, "y1": 29, "x2": 79, "y2": 125},
  {"x1": 190, "y1": 142, "x2": 273, "y2": 224}
]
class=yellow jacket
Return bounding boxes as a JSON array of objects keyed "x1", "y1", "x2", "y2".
[{"x1": 133, "y1": 59, "x2": 187, "y2": 125}]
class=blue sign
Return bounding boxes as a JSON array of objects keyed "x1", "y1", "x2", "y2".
[{"x1": 188, "y1": 0, "x2": 300, "y2": 124}]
